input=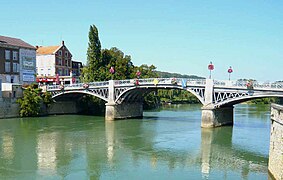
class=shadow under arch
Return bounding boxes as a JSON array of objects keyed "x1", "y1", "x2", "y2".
[{"x1": 52, "y1": 90, "x2": 108, "y2": 102}]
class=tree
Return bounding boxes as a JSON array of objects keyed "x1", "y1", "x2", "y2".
[
  {"x1": 135, "y1": 64, "x2": 158, "y2": 78},
  {"x1": 102, "y1": 47, "x2": 134, "y2": 80},
  {"x1": 17, "y1": 84, "x2": 53, "y2": 117},
  {"x1": 81, "y1": 25, "x2": 102, "y2": 82}
]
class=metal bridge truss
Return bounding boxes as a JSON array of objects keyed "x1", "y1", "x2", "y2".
[
  {"x1": 46, "y1": 78, "x2": 283, "y2": 107},
  {"x1": 51, "y1": 87, "x2": 109, "y2": 102},
  {"x1": 213, "y1": 90, "x2": 251, "y2": 107}
]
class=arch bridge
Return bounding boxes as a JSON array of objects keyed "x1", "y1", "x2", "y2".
[{"x1": 46, "y1": 78, "x2": 283, "y2": 128}]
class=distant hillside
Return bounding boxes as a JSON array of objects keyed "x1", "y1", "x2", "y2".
[{"x1": 156, "y1": 71, "x2": 205, "y2": 79}]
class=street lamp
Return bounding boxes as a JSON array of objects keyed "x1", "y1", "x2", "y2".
[
  {"x1": 136, "y1": 70, "x2": 141, "y2": 79},
  {"x1": 228, "y1": 66, "x2": 233, "y2": 81},
  {"x1": 135, "y1": 70, "x2": 141, "y2": 86},
  {"x1": 109, "y1": 66, "x2": 115, "y2": 79},
  {"x1": 208, "y1": 62, "x2": 214, "y2": 79}
]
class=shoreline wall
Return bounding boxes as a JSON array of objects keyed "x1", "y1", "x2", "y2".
[
  {"x1": 0, "y1": 98, "x2": 79, "y2": 119},
  {"x1": 269, "y1": 103, "x2": 283, "y2": 180}
]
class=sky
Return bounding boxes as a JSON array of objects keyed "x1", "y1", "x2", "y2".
[{"x1": 1, "y1": 0, "x2": 283, "y2": 81}]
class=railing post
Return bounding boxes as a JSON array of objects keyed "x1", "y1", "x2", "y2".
[
  {"x1": 204, "y1": 79, "x2": 214, "y2": 107},
  {"x1": 107, "y1": 80, "x2": 115, "y2": 104},
  {"x1": 105, "y1": 80, "x2": 116, "y2": 121}
]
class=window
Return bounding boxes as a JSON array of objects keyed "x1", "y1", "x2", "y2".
[
  {"x1": 5, "y1": 50, "x2": 10, "y2": 60},
  {"x1": 65, "y1": 51, "x2": 68, "y2": 57},
  {"x1": 5, "y1": 62, "x2": 10, "y2": 72},
  {"x1": 65, "y1": 58, "x2": 68, "y2": 67},
  {"x1": 12, "y1": 51, "x2": 18, "y2": 61},
  {"x1": 13, "y1": 63, "x2": 19, "y2": 72},
  {"x1": 58, "y1": 68, "x2": 62, "y2": 76},
  {"x1": 65, "y1": 69, "x2": 69, "y2": 76},
  {"x1": 58, "y1": 50, "x2": 62, "y2": 56},
  {"x1": 56, "y1": 57, "x2": 62, "y2": 66}
]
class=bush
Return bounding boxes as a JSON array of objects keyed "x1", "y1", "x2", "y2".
[{"x1": 17, "y1": 85, "x2": 53, "y2": 117}]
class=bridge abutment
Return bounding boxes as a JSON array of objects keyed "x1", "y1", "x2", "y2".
[
  {"x1": 268, "y1": 104, "x2": 283, "y2": 180},
  {"x1": 201, "y1": 106, "x2": 234, "y2": 128},
  {"x1": 105, "y1": 102, "x2": 143, "y2": 121}
]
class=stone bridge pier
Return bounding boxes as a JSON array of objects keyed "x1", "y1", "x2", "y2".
[
  {"x1": 105, "y1": 102, "x2": 143, "y2": 121},
  {"x1": 105, "y1": 80, "x2": 143, "y2": 121},
  {"x1": 201, "y1": 79, "x2": 234, "y2": 128},
  {"x1": 201, "y1": 106, "x2": 234, "y2": 128}
]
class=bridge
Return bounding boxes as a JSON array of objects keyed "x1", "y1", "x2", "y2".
[{"x1": 46, "y1": 78, "x2": 283, "y2": 127}]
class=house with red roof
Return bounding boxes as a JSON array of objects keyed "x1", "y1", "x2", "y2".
[{"x1": 36, "y1": 41, "x2": 77, "y2": 85}]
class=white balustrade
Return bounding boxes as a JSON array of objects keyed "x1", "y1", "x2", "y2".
[{"x1": 46, "y1": 78, "x2": 283, "y2": 93}]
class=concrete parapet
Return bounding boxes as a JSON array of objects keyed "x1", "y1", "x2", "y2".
[
  {"x1": 269, "y1": 104, "x2": 283, "y2": 180},
  {"x1": 201, "y1": 106, "x2": 234, "y2": 128},
  {"x1": 105, "y1": 102, "x2": 143, "y2": 121}
]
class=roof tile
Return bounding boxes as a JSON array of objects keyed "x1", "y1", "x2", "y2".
[
  {"x1": 0, "y1": 35, "x2": 35, "y2": 49},
  {"x1": 36, "y1": 46, "x2": 60, "y2": 55}
]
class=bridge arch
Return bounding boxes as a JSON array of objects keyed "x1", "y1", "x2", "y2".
[
  {"x1": 215, "y1": 94, "x2": 283, "y2": 108},
  {"x1": 51, "y1": 90, "x2": 108, "y2": 102},
  {"x1": 114, "y1": 86, "x2": 205, "y2": 105}
]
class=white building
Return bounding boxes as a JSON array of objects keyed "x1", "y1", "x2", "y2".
[{"x1": 36, "y1": 41, "x2": 74, "y2": 84}]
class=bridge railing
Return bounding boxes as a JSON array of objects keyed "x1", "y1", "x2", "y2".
[
  {"x1": 213, "y1": 80, "x2": 283, "y2": 90},
  {"x1": 46, "y1": 81, "x2": 109, "y2": 91},
  {"x1": 114, "y1": 78, "x2": 206, "y2": 87},
  {"x1": 46, "y1": 78, "x2": 207, "y2": 91}
]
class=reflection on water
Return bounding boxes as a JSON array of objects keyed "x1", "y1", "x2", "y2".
[
  {"x1": 0, "y1": 104, "x2": 272, "y2": 179},
  {"x1": 2, "y1": 132, "x2": 14, "y2": 161}
]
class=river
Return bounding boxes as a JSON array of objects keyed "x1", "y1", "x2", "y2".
[{"x1": 0, "y1": 104, "x2": 272, "y2": 179}]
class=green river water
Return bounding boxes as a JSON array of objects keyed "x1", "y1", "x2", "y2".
[{"x1": 0, "y1": 104, "x2": 272, "y2": 179}]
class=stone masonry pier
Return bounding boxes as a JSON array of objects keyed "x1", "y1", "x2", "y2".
[{"x1": 269, "y1": 104, "x2": 283, "y2": 180}]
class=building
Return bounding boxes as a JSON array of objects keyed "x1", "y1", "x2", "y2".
[
  {"x1": 0, "y1": 35, "x2": 36, "y2": 85},
  {"x1": 36, "y1": 41, "x2": 77, "y2": 85},
  {"x1": 72, "y1": 60, "x2": 83, "y2": 84}
]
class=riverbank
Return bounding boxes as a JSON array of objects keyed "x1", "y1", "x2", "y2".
[
  {"x1": 0, "y1": 98, "x2": 80, "y2": 119},
  {"x1": 0, "y1": 98, "x2": 20, "y2": 119}
]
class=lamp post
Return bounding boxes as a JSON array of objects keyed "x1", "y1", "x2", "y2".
[
  {"x1": 228, "y1": 66, "x2": 233, "y2": 81},
  {"x1": 208, "y1": 62, "x2": 214, "y2": 79},
  {"x1": 135, "y1": 70, "x2": 141, "y2": 86},
  {"x1": 136, "y1": 70, "x2": 141, "y2": 79},
  {"x1": 109, "y1": 66, "x2": 115, "y2": 80}
]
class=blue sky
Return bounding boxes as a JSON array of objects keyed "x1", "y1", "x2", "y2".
[{"x1": 1, "y1": 0, "x2": 283, "y2": 81}]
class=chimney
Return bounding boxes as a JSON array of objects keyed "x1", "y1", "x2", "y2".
[{"x1": 62, "y1": 40, "x2": 64, "y2": 46}]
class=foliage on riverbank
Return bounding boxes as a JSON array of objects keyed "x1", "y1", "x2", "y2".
[
  {"x1": 17, "y1": 84, "x2": 53, "y2": 117},
  {"x1": 79, "y1": 24, "x2": 160, "y2": 114},
  {"x1": 78, "y1": 24, "x2": 205, "y2": 113},
  {"x1": 157, "y1": 71, "x2": 204, "y2": 79},
  {"x1": 246, "y1": 97, "x2": 279, "y2": 105},
  {"x1": 158, "y1": 90, "x2": 200, "y2": 104}
]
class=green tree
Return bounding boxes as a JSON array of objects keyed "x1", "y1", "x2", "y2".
[
  {"x1": 99, "y1": 47, "x2": 134, "y2": 80},
  {"x1": 135, "y1": 64, "x2": 157, "y2": 78},
  {"x1": 17, "y1": 84, "x2": 53, "y2": 117},
  {"x1": 81, "y1": 25, "x2": 102, "y2": 82}
]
